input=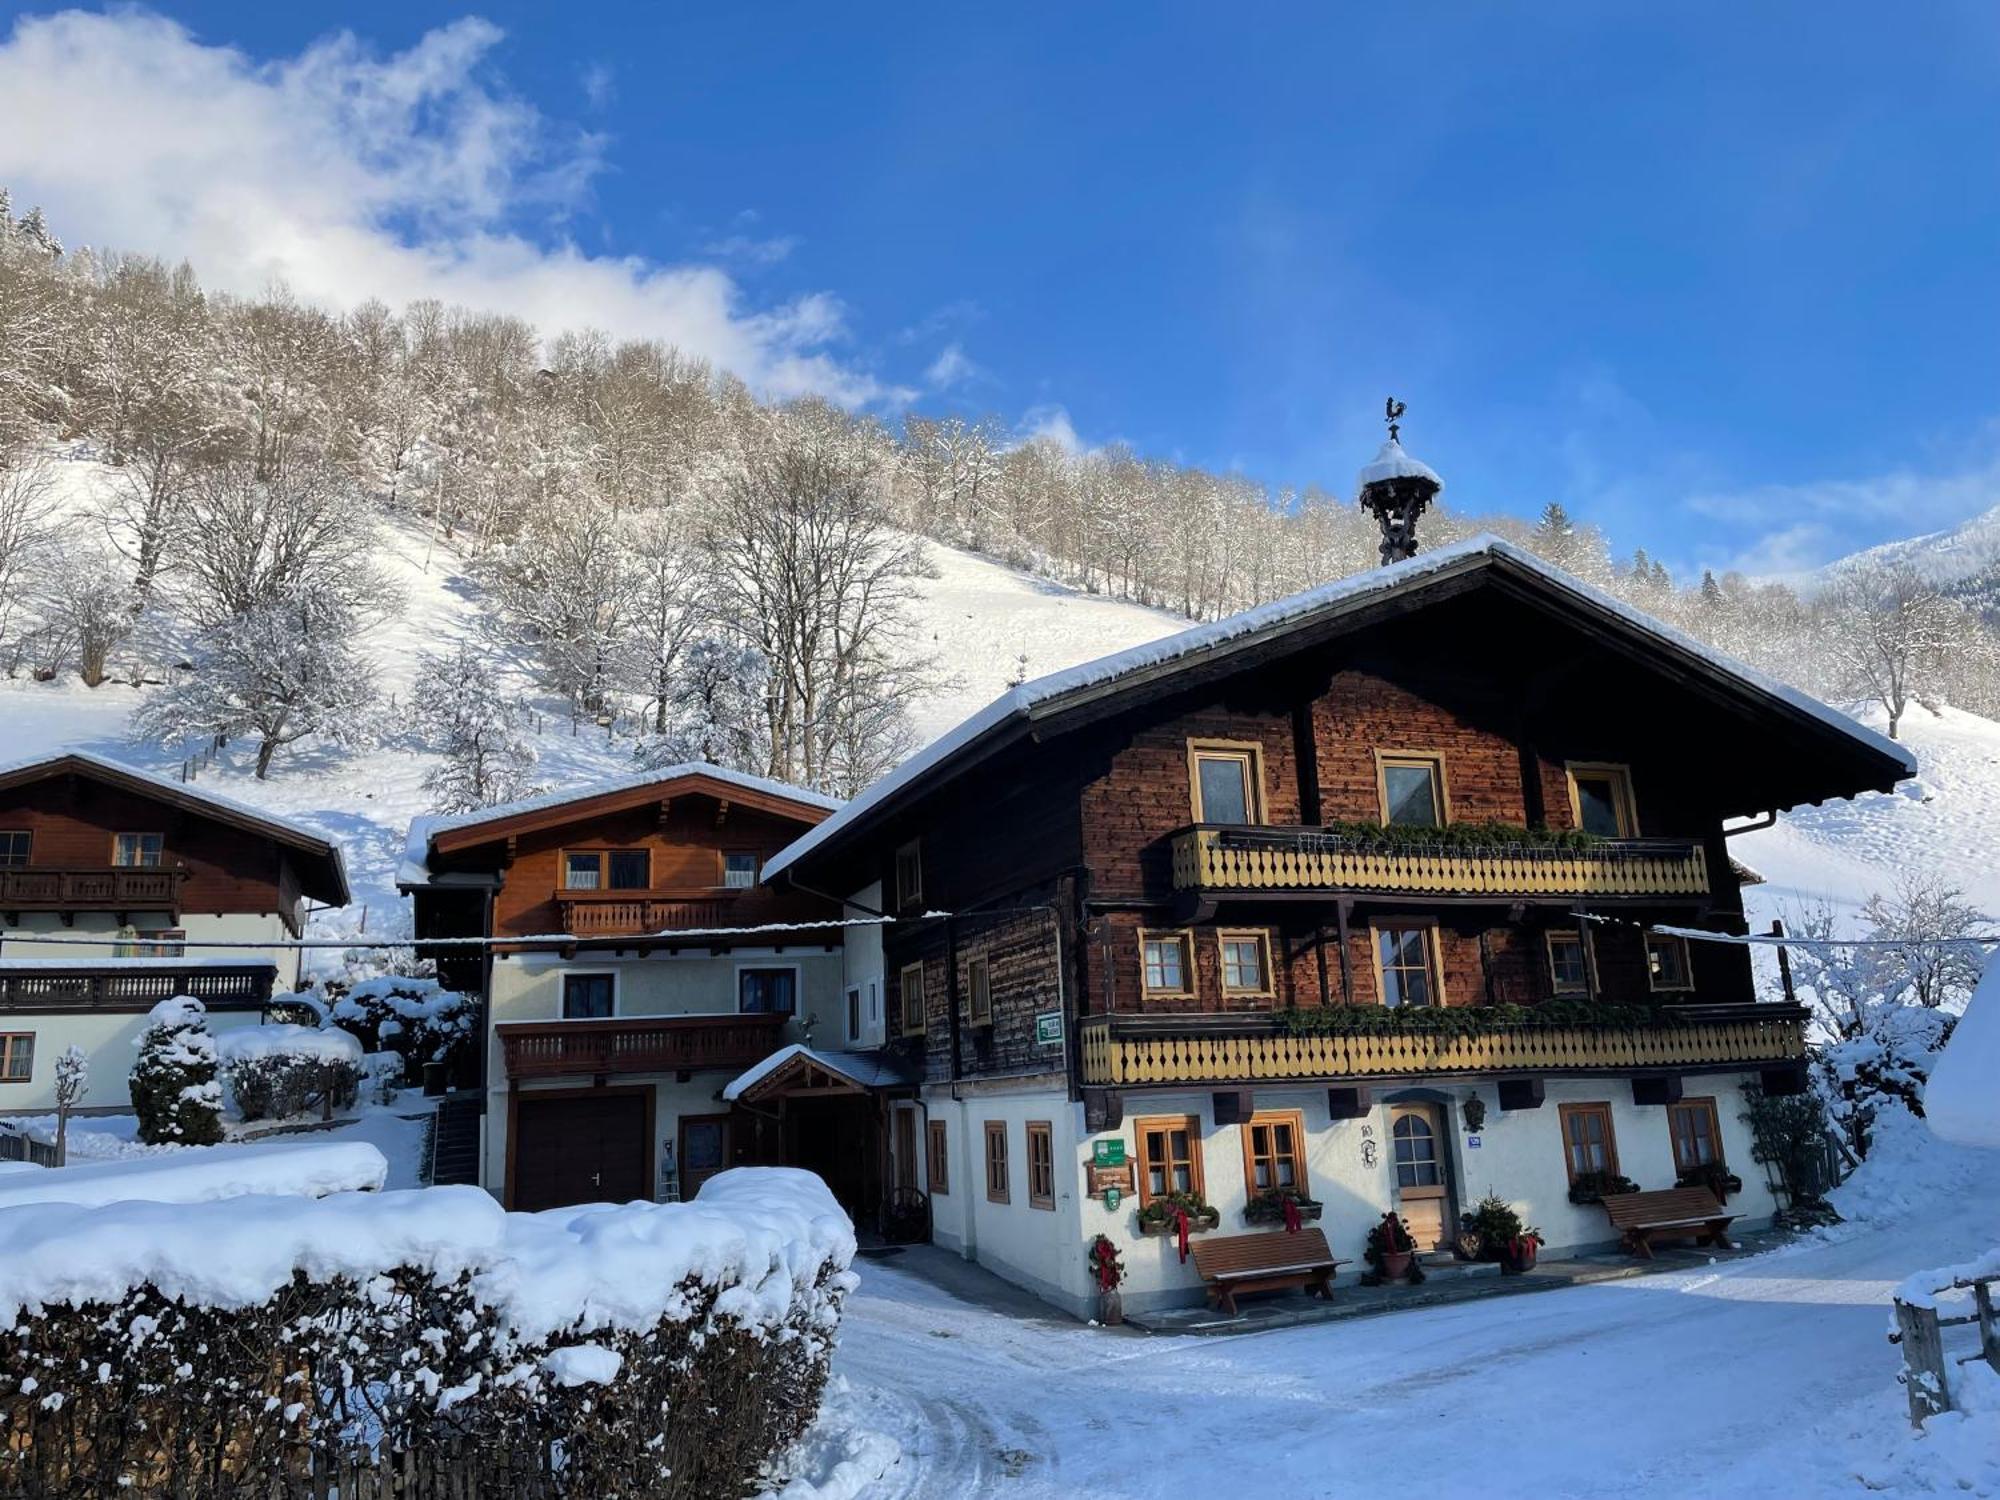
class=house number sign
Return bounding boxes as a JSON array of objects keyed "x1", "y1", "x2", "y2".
[{"x1": 1360, "y1": 1122, "x2": 1378, "y2": 1169}]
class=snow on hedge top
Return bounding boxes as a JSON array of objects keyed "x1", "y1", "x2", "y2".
[
  {"x1": 766, "y1": 535, "x2": 1915, "y2": 880},
  {"x1": 332, "y1": 976, "x2": 466, "y2": 1021},
  {"x1": 1356, "y1": 436, "x2": 1443, "y2": 492},
  {"x1": 0, "y1": 1139, "x2": 388, "y2": 1212},
  {"x1": 216, "y1": 1023, "x2": 363, "y2": 1066},
  {"x1": 1925, "y1": 957, "x2": 2000, "y2": 1149},
  {"x1": 0, "y1": 1167, "x2": 852, "y2": 1337}
]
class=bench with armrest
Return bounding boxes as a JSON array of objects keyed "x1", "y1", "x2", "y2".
[
  {"x1": 1600, "y1": 1186, "x2": 1737, "y2": 1259},
  {"x1": 1189, "y1": 1228, "x2": 1346, "y2": 1315}
]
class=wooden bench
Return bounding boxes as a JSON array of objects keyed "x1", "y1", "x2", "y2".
[
  {"x1": 1601, "y1": 1186, "x2": 1738, "y2": 1259},
  {"x1": 1190, "y1": 1228, "x2": 1346, "y2": 1315}
]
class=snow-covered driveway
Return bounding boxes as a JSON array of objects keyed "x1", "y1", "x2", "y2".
[{"x1": 830, "y1": 1136, "x2": 1999, "y2": 1497}]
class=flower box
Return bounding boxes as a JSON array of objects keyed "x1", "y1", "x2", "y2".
[
  {"x1": 1243, "y1": 1197, "x2": 1324, "y2": 1226},
  {"x1": 1138, "y1": 1208, "x2": 1221, "y2": 1236}
]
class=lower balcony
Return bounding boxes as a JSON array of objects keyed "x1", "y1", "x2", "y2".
[
  {"x1": 0, "y1": 960, "x2": 274, "y2": 1013},
  {"x1": 497, "y1": 1012, "x2": 787, "y2": 1080},
  {"x1": 1077, "y1": 1004, "x2": 1807, "y2": 1087}
]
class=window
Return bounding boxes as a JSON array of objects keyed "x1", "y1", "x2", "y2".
[
  {"x1": 563, "y1": 850, "x2": 651, "y2": 891},
  {"x1": 1375, "y1": 924, "x2": 1442, "y2": 1008},
  {"x1": 0, "y1": 831, "x2": 29, "y2": 867},
  {"x1": 1559, "y1": 1102, "x2": 1619, "y2": 1182},
  {"x1": 1242, "y1": 1109, "x2": 1307, "y2": 1195},
  {"x1": 1188, "y1": 741, "x2": 1263, "y2": 825},
  {"x1": 1026, "y1": 1121, "x2": 1055, "y2": 1209},
  {"x1": 1392, "y1": 1111, "x2": 1442, "y2": 1188},
  {"x1": 1218, "y1": 930, "x2": 1273, "y2": 995},
  {"x1": 899, "y1": 961, "x2": 927, "y2": 1038},
  {"x1": 607, "y1": 851, "x2": 649, "y2": 889},
  {"x1": 927, "y1": 1119, "x2": 949, "y2": 1195},
  {"x1": 967, "y1": 954, "x2": 993, "y2": 1025},
  {"x1": 561, "y1": 973, "x2": 615, "y2": 1019},
  {"x1": 895, "y1": 840, "x2": 924, "y2": 909},
  {"x1": 1545, "y1": 930, "x2": 1593, "y2": 996},
  {"x1": 846, "y1": 986, "x2": 863, "y2": 1044},
  {"x1": 0, "y1": 1033, "x2": 32, "y2": 1082},
  {"x1": 113, "y1": 833, "x2": 163, "y2": 868},
  {"x1": 984, "y1": 1121, "x2": 1010, "y2": 1203},
  {"x1": 1377, "y1": 751, "x2": 1448, "y2": 829},
  {"x1": 722, "y1": 850, "x2": 759, "y2": 889},
  {"x1": 1135, "y1": 1115, "x2": 1203, "y2": 1205},
  {"x1": 738, "y1": 967, "x2": 797, "y2": 1015},
  {"x1": 1567, "y1": 763, "x2": 1638, "y2": 839},
  {"x1": 1140, "y1": 930, "x2": 1194, "y2": 998},
  {"x1": 1668, "y1": 1097, "x2": 1724, "y2": 1177},
  {"x1": 114, "y1": 927, "x2": 186, "y2": 959},
  {"x1": 1646, "y1": 932, "x2": 1694, "y2": 992}
]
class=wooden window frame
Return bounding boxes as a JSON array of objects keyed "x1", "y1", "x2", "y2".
[
  {"x1": 1186, "y1": 739, "x2": 1266, "y2": 825},
  {"x1": 1374, "y1": 749, "x2": 1452, "y2": 828},
  {"x1": 1026, "y1": 1120, "x2": 1055, "y2": 1209},
  {"x1": 720, "y1": 849, "x2": 760, "y2": 889},
  {"x1": 1217, "y1": 928, "x2": 1275, "y2": 997},
  {"x1": 1645, "y1": 932, "x2": 1696, "y2": 993},
  {"x1": 1139, "y1": 928, "x2": 1196, "y2": 1000},
  {"x1": 927, "y1": 1119, "x2": 950, "y2": 1195},
  {"x1": 899, "y1": 960, "x2": 927, "y2": 1039},
  {"x1": 1240, "y1": 1108, "x2": 1309, "y2": 1197},
  {"x1": 0, "y1": 1032, "x2": 32, "y2": 1083},
  {"x1": 1667, "y1": 1096, "x2": 1725, "y2": 1177},
  {"x1": 560, "y1": 970, "x2": 619, "y2": 1020},
  {"x1": 1558, "y1": 1101, "x2": 1620, "y2": 1183},
  {"x1": 967, "y1": 953, "x2": 993, "y2": 1026},
  {"x1": 736, "y1": 962, "x2": 800, "y2": 1016},
  {"x1": 894, "y1": 840, "x2": 924, "y2": 910},
  {"x1": 112, "y1": 832, "x2": 165, "y2": 868},
  {"x1": 1544, "y1": 929, "x2": 1598, "y2": 997},
  {"x1": 1133, "y1": 1114, "x2": 1205, "y2": 1207},
  {"x1": 1565, "y1": 762, "x2": 1639, "y2": 839},
  {"x1": 559, "y1": 848, "x2": 652, "y2": 892},
  {"x1": 0, "y1": 830, "x2": 30, "y2": 867},
  {"x1": 1370, "y1": 920, "x2": 1446, "y2": 1008},
  {"x1": 983, "y1": 1120, "x2": 1010, "y2": 1203}
]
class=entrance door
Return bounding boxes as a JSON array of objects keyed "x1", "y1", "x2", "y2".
[
  {"x1": 893, "y1": 1106, "x2": 919, "y2": 1192},
  {"x1": 1390, "y1": 1104, "x2": 1452, "y2": 1252},
  {"x1": 680, "y1": 1114, "x2": 733, "y2": 1199},
  {"x1": 514, "y1": 1091, "x2": 649, "y2": 1212}
]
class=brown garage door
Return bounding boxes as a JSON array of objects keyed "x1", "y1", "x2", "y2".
[{"x1": 513, "y1": 1091, "x2": 650, "y2": 1212}]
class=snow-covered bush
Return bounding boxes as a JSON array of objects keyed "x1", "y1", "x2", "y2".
[
  {"x1": 128, "y1": 996, "x2": 223, "y2": 1146},
  {"x1": 327, "y1": 976, "x2": 477, "y2": 1077},
  {"x1": 0, "y1": 1168, "x2": 855, "y2": 1498},
  {"x1": 1822, "y1": 1000, "x2": 1958, "y2": 1155},
  {"x1": 218, "y1": 1024, "x2": 364, "y2": 1122}
]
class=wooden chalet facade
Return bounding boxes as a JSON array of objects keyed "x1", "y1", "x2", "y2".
[
  {"x1": 0, "y1": 752, "x2": 349, "y2": 1114},
  {"x1": 764, "y1": 537, "x2": 1914, "y2": 1318},
  {"x1": 401, "y1": 764, "x2": 913, "y2": 1220}
]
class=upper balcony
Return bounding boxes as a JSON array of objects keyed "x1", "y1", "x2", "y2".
[
  {"x1": 0, "y1": 960, "x2": 273, "y2": 1013},
  {"x1": 496, "y1": 1012, "x2": 787, "y2": 1079},
  {"x1": 0, "y1": 866, "x2": 189, "y2": 919},
  {"x1": 555, "y1": 889, "x2": 741, "y2": 936},
  {"x1": 1078, "y1": 1002, "x2": 1806, "y2": 1089},
  {"x1": 1171, "y1": 825, "x2": 1710, "y2": 902}
]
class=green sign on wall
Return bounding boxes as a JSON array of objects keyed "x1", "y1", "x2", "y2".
[
  {"x1": 1092, "y1": 1138, "x2": 1126, "y2": 1168},
  {"x1": 1035, "y1": 1010, "x2": 1064, "y2": 1046}
]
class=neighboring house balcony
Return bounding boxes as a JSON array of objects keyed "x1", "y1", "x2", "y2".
[
  {"x1": 0, "y1": 866, "x2": 190, "y2": 921},
  {"x1": 1170, "y1": 825, "x2": 1711, "y2": 903},
  {"x1": 497, "y1": 1013, "x2": 787, "y2": 1080},
  {"x1": 0, "y1": 960, "x2": 274, "y2": 1013},
  {"x1": 1076, "y1": 1003, "x2": 1807, "y2": 1090},
  {"x1": 555, "y1": 890, "x2": 740, "y2": 936}
]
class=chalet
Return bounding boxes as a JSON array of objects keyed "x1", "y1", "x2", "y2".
[
  {"x1": 763, "y1": 489, "x2": 1913, "y2": 1317},
  {"x1": 400, "y1": 763, "x2": 914, "y2": 1219},
  {"x1": 0, "y1": 751, "x2": 350, "y2": 1114}
]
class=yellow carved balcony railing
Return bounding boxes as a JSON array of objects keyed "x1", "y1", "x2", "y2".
[
  {"x1": 1077, "y1": 1005, "x2": 1806, "y2": 1087},
  {"x1": 1170, "y1": 826, "x2": 1710, "y2": 898}
]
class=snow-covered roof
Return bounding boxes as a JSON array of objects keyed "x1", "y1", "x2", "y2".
[
  {"x1": 765, "y1": 535, "x2": 1917, "y2": 882},
  {"x1": 0, "y1": 957, "x2": 278, "y2": 972},
  {"x1": 1356, "y1": 436, "x2": 1443, "y2": 493},
  {"x1": 0, "y1": 750, "x2": 349, "y2": 904},
  {"x1": 721, "y1": 1044, "x2": 917, "y2": 1101}
]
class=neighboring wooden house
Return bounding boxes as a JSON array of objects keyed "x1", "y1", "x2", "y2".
[
  {"x1": 0, "y1": 752, "x2": 349, "y2": 1113},
  {"x1": 763, "y1": 535, "x2": 1913, "y2": 1318},
  {"x1": 401, "y1": 763, "x2": 913, "y2": 1218}
]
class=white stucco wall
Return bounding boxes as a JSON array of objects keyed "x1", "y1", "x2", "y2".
[
  {"x1": 0, "y1": 1005, "x2": 271, "y2": 1113},
  {"x1": 0, "y1": 912, "x2": 303, "y2": 988},
  {"x1": 840, "y1": 882, "x2": 886, "y2": 1048}
]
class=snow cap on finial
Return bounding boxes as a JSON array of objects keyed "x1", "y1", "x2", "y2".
[{"x1": 1357, "y1": 398, "x2": 1443, "y2": 566}]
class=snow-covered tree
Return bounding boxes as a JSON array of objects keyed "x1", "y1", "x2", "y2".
[
  {"x1": 489, "y1": 496, "x2": 634, "y2": 714},
  {"x1": 132, "y1": 590, "x2": 378, "y2": 777},
  {"x1": 130, "y1": 997, "x2": 223, "y2": 1146},
  {"x1": 52, "y1": 1044, "x2": 88, "y2": 1166},
  {"x1": 32, "y1": 534, "x2": 133, "y2": 685},
  {"x1": 633, "y1": 635, "x2": 768, "y2": 771},
  {"x1": 1857, "y1": 873, "x2": 1989, "y2": 1011},
  {"x1": 410, "y1": 641, "x2": 540, "y2": 812},
  {"x1": 1818, "y1": 561, "x2": 1983, "y2": 740},
  {"x1": 615, "y1": 508, "x2": 708, "y2": 733},
  {"x1": 0, "y1": 446, "x2": 61, "y2": 665}
]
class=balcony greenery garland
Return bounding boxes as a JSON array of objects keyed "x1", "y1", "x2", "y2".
[
  {"x1": 1284, "y1": 819, "x2": 1603, "y2": 853},
  {"x1": 1273, "y1": 998, "x2": 1679, "y2": 1037}
]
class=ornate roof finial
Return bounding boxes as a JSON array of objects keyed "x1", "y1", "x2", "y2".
[{"x1": 1356, "y1": 399, "x2": 1443, "y2": 567}]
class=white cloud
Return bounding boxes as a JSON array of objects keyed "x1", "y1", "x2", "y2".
[
  {"x1": 0, "y1": 10, "x2": 893, "y2": 406},
  {"x1": 925, "y1": 343, "x2": 978, "y2": 391},
  {"x1": 579, "y1": 61, "x2": 615, "y2": 112},
  {"x1": 1018, "y1": 404, "x2": 1085, "y2": 454}
]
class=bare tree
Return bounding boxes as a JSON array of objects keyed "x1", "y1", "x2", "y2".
[
  {"x1": 52, "y1": 1045, "x2": 88, "y2": 1167},
  {"x1": 1818, "y1": 561, "x2": 1983, "y2": 739},
  {"x1": 33, "y1": 532, "x2": 133, "y2": 685},
  {"x1": 0, "y1": 446, "x2": 61, "y2": 661},
  {"x1": 1858, "y1": 873, "x2": 1989, "y2": 1009}
]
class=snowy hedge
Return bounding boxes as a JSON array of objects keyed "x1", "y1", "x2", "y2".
[
  {"x1": 218, "y1": 1022, "x2": 364, "y2": 1122},
  {"x1": 327, "y1": 976, "x2": 478, "y2": 1076},
  {"x1": 0, "y1": 1168, "x2": 855, "y2": 1497}
]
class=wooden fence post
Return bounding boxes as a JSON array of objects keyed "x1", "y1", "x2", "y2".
[{"x1": 1893, "y1": 1297, "x2": 1952, "y2": 1423}]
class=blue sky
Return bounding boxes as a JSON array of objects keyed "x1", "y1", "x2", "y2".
[{"x1": 2, "y1": 2, "x2": 1997, "y2": 577}]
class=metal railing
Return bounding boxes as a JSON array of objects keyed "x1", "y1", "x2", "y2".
[{"x1": 0, "y1": 962, "x2": 275, "y2": 1012}]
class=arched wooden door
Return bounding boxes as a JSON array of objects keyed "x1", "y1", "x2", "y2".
[{"x1": 1390, "y1": 1104, "x2": 1453, "y2": 1252}]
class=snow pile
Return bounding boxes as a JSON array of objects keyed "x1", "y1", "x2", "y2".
[
  {"x1": 754, "y1": 1377, "x2": 903, "y2": 1500},
  {"x1": 1830, "y1": 1103, "x2": 1990, "y2": 1227},
  {"x1": 1815, "y1": 1365, "x2": 2000, "y2": 1496},
  {"x1": 217, "y1": 1023, "x2": 364, "y2": 1065},
  {"x1": 540, "y1": 1343, "x2": 623, "y2": 1388},
  {"x1": 0, "y1": 1139, "x2": 389, "y2": 1214},
  {"x1": 1925, "y1": 960, "x2": 2000, "y2": 1149}
]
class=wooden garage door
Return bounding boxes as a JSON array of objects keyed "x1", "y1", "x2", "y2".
[{"x1": 513, "y1": 1091, "x2": 650, "y2": 1212}]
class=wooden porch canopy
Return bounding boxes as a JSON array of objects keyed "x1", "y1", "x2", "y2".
[{"x1": 722, "y1": 1044, "x2": 916, "y2": 1106}]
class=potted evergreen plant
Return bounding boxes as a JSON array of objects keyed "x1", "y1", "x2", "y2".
[
  {"x1": 1363, "y1": 1211, "x2": 1424, "y2": 1284},
  {"x1": 1088, "y1": 1234, "x2": 1126, "y2": 1325},
  {"x1": 1500, "y1": 1228, "x2": 1543, "y2": 1275}
]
